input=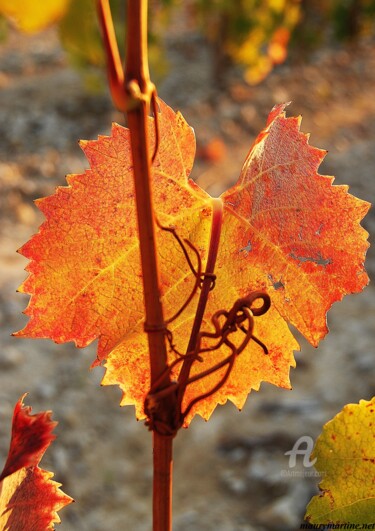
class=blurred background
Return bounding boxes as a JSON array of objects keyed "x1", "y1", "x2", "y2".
[{"x1": 0, "y1": 1, "x2": 374, "y2": 529}]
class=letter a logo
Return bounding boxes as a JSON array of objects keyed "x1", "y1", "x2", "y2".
[{"x1": 284, "y1": 436, "x2": 317, "y2": 468}]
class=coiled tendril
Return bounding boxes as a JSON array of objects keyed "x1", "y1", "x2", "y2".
[{"x1": 144, "y1": 225, "x2": 271, "y2": 436}]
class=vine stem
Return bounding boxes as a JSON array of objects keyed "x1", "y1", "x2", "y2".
[
  {"x1": 177, "y1": 198, "x2": 223, "y2": 412},
  {"x1": 97, "y1": 2, "x2": 224, "y2": 528},
  {"x1": 97, "y1": 1, "x2": 174, "y2": 529},
  {"x1": 124, "y1": 3, "x2": 175, "y2": 530}
]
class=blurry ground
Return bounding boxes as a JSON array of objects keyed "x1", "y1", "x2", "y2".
[{"x1": 0, "y1": 24, "x2": 374, "y2": 531}]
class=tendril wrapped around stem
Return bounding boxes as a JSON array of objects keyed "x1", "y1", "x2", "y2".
[
  {"x1": 180, "y1": 291, "x2": 270, "y2": 423},
  {"x1": 144, "y1": 285, "x2": 271, "y2": 434}
]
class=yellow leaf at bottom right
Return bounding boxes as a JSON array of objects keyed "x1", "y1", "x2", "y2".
[{"x1": 305, "y1": 397, "x2": 375, "y2": 524}]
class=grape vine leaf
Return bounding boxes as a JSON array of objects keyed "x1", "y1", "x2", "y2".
[
  {"x1": 0, "y1": 0, "x2": 71, "y2": 33},
  {"x1": 0, "y1": 395, "x2": 73, "y2": 529},
  {"x1": 15, "y1": 100, "x2": 369, "y2": 425},
  {"x1": 305, "y1": 397, "x2": 375, "y2": 524}
]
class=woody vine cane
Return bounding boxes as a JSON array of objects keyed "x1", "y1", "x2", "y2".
[
  {"x1": 97, "y1": 2, "x2": 174, "y2": 529},
  {"x1": 97, "y1": 1, "x2": 271, "y2": 529}
]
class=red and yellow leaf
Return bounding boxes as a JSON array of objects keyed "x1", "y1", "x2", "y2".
[
  {"x1": 0, "y1": 396, "x2": 73, "y2": 529},
  {"x1": 15, "y1": 100, "x2": 369, "y2": 425},
  {"x1": 0, "y1": 394, "x2": 56, "y2": 481},
  {"x1": 221, "y1": 103, "x2": 370, "y2": 346}
]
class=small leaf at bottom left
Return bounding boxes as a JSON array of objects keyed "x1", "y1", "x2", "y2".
[{"x1": 0, "y1": 395, "x2": 73, "y2": 529}]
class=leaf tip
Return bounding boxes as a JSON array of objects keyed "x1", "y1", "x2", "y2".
[
  {"x1": 267, "y1": 101, "x2": 292, "y2": 125},
  {"x1": 78, "y1": 139, "x2": 88, "y2": 147}
]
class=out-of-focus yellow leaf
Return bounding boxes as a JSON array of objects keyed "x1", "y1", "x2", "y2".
[
  {"x1": 268, "y1": 0, "x2": 286, "y2": 13},
  {"x1": 244, "y1": 56, "x2": 272, "y2": 84},
  {"x1": 0, "y1": 0, "x2": 71, "y2": 33},
  {"x1": 305, "y1": 397, "x2": 375, "y2": 524}
]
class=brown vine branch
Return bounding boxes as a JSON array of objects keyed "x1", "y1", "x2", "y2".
[
  {"x1": 97, "y1": 2, "x2": 174, "y2": 530},
  {"x1": 96, "y1": 0, "x2": 126, "y2": 112}
]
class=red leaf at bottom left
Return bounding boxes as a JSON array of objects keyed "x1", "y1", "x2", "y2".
[{"x1": 0, "y1": 395, "x2": 73, "y2": 529}]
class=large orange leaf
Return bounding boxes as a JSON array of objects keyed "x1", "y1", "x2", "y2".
[
  {"x1": 0, "y1": 396, "x2": 73, "y2": 529},
  {"x1": 16, "y1": 100, "x2": 369, "y2": 425}
]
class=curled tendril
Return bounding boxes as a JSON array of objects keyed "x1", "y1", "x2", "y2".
[
  {"x1": 155, "y1": 221, "x2": 216, "y2": 330},
  {"x1": 144, "y1": 288, "x2": 271, "y2": 435},
  {"x1": 180, "y1": 291, "x2": 270, "y2": 423}
]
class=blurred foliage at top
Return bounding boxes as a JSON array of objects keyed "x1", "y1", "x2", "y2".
[{"x1": 0, "y1": 0, "x2": 374, "y2": 87}]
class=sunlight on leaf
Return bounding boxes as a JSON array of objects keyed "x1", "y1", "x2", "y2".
[
  {"x1": 305, "y1": 397, "x2": 375, "y2": 524},
  {"x1": 15, "y1": 100, "x2": 369, "y2": 425}
]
